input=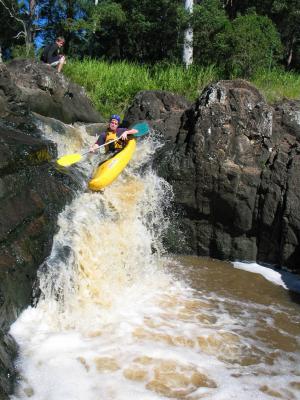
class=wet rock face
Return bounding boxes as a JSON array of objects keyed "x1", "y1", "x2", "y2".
[
  {"x1": 125, "y1": 90, "x2": 192, "y2": 141},
  {"x1": 126, "y1": 82, "x2": 300, "y2": 273},
  {"x1": 0, "y1": 332, "x2": 16, "y2": 399},
  {"x1": 0, "y1": 63, "x2": 77, "y2": 398},
  {"x1": 0, "y1": 124, "x2": 74, "y2": 329},
  {"x1": 6, "y1": 59, "x2": 103, "y2": 124},
  {"x1": 182, "y1": 80, "x2": 273, "y2": 262}
]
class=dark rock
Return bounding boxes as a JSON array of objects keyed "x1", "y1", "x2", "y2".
[
  {"x1": 0, "y1": 332, "x2": 17, "y2": 398},
  {"x1": 6, "y1": 59, "x2": 103, "y2": 124},
  {"x1": 0, "y1": 62, "x2": 78, "y2": 398},
  {"x1": 0, "y1": 127, "x2": 76, "y2": 396},
  {"x1": 124, "y1": 90, "x2": 191, "y2": 141},
  {"x1": 274, "y1": 99, "x2": 300, "y2": 140},
  {"x1": 125, "y1": 81, "x2": 300, "y2": 273}
]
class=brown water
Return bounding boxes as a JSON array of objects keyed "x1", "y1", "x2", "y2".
[
  {"x1": 167, "y1": 256, "x2": 300, "y2": 399},
  {"x1": 9, "y1": 127, "x2": 300, "y2": 400}
]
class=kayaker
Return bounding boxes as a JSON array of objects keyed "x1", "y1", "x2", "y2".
[
  {"x1": 89, "y1": 115, "x2": 138, "y2": 153},
  {"x1": 40, "y1": 36, "x2": 66, "y2": 73}
]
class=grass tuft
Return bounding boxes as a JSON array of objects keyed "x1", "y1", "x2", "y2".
[
  {"x1": 252, "y1": 67, "x2": 300, "y2": 103},
  {"x1": 64, "y1": 59, "x2": 300, "y2": 118},
  {"x1": 64, "y1": 59, "x2": 219, "y2": 118}
]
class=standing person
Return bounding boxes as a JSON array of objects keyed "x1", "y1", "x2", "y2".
[
  {"x1": 89, "y1": 115, "x2": 138, "y2": 153},
  {"x1": 40, "y1": 37, "x2": 66, "y2": 73}
]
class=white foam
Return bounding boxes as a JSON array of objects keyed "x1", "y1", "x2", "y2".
[
  {"x1": 232, "y1": 261, "x2": 287, "y2": 288},
  {"x1": 232, "y1": 261, "x2": 300, "y2": 293},
  {"x1": 8, "y1": 129, "x2": 300, "y2": 400}
]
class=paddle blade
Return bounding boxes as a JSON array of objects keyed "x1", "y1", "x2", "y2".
[
  {"x1": 56, "y1": 153, "x2": 83, "y2": 167},
  {"x1": 132, "y1": 121, "x2": 150, "y2": 137}
]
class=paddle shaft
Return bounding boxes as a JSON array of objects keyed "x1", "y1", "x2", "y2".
[{"x1": 82, "y1": 136, "x2": 124, "y2": 156}]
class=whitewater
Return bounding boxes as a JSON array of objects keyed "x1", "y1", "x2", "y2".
[{"x1": 9, "y1": 125, "x2": 300, "y2": 400}]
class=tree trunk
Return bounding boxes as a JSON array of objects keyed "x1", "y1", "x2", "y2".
[
  {"x1": 287, "y1": 34, "x2": 296, "y2": 68},
  {"x1": 183, "y1": 0, "x2": 193, "y2": 68},
  {"x1": 224, "y1": 0, "x2": 238, "y2": 19},
  {"x1": 29, "y1": 0, "x2": 36, "y2": 42},
  {"x1": 23, "y1": 0, "x2": 36, "y2": 56}
]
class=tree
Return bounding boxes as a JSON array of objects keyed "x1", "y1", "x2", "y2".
[
  {"x1": 0, "y1": 0, "x2": 38, "y2": 56},
  {"x1": 269, "y1": 0, "x2": 300, "y2": 69},
  {"x1": 222, "y1": 0, "x2": 300, "y2": 70},
  {"x1": 38, "y1": 0, "x2": 81, "y2": 53},
  {"x1": 215, "y1": 12, "x2": 283, "y2": 77},
  {"x1": 192, "y1": 0, "x2": 229, "y2": 66},
  {"x1": 0, "y1": 0, "x2": 20, "y2": 59},
  {"x1": 183, "y1": 0, "x2": 193, "y2": 67},
  {"x1": 87, "y1": 0, "x2": 126, "y2": 59},
  {"x1": 223, "y1": 0, "x2": 252, "y2": 19},
  {"x1": 115, "y1": 0, "x2": 183, "y2": 63}
]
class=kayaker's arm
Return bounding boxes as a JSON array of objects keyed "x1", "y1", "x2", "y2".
[
  {"x1": 120, "y1": 128, "x2": 138, "y2": 140},
  {"x1": 89, "y1": 131, "x2": 107, "y2": 152}
]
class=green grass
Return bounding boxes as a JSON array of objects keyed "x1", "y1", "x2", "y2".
[
  {"x1": 64, "y1": 59, "x2": 220, "y2": 118},
  {"x1": 64, "y1": 59, "x2": 300, "y2": 118},
  {"x1": 252, "y1": 67, "x2": 300, "y2": 103}
]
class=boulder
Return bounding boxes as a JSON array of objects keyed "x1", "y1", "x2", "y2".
[
  {"x1": 125, "y1": 81, "x2": 300, "y2": 273},
  {"x1": 124, "y1": 90, "x2": 192, "y2": 141},
  {"x1": 6, "y1": 59, "x2": 103, "y2": 124},
  {"x1": 0, "y1": 62, "x2": 78, "y2": 398}
]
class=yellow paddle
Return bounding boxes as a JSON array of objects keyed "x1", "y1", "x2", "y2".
[
  {"x1": 56, "y1": 121, "x2": 150, "y2": 167},
  {"x1": 56, "y1": 137, "x2": 119, "y2": 167}
]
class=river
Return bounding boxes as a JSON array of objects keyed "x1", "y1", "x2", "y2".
[{"x1": 9, "y1": 127, "x2": 300, "y2": 400}]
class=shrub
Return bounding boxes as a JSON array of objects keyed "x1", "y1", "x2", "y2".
[
  {"x1": 192, "y1": 0, "x2": 229, "y2": 66},
  {"x1": 215, "y1": 13, "x2": 283, "y2": 78},
  {"x1": 12, "y1": 44, "x2": 35, "y2": 60}
]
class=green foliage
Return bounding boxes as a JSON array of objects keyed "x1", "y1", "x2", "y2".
[
  {"x1": 89, "y1": 0, "x2": 126, "y2": 59},
  {"x1": 222, "y1": 0, "x2": 300, "y2": 69},
  {"x1": 270, "y1": 0, "x2": 300, "y2": 68},
  {"x1": 92, "y1": 0, "x2": 126, "y2": 28},
  {"x1": 0, "y1": 0, "x2": 26, "y2": 56},
  {"x1": 215, "y1": 13, "x2": 283, "y2": 77},
  {"x1": 2, "y1": 0, "x2": 300, "y2": 73},
  {"x1": 151, "y1": 63, "x2": 218, "y2": 96},
  {"x1": 64, "y1": 59, "x2": 300, "y2": 118},
  {"x1": 64, "y1": 59, "x2": 220, "y2": 117},
  {"x1": 11, "y1": 44, "x2": 35, "y2": 59},
  {"x1": 252, "y1": 67, "x2": 300, "y2": 102},
  {"x1": 192, "y1": 0, "x2": 229, "y2": 65},
  {"x1": 116, "y1": 0, "x2": 184, "y2": 62}
]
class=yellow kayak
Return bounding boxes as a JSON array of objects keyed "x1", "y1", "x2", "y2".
[{"x1": 88, "y1": 139, "x2": 136, "y2": 191}]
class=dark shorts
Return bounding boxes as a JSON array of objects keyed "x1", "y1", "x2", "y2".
[{"x1": 50, "y1": 56, "x2": 61, "y2": 66}]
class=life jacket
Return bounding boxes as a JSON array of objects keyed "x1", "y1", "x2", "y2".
[{"x1": 105, "y1": 130, "x2": 125, "y2": 153}]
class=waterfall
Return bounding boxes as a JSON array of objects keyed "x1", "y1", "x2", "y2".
[{"x1": 9, "y1": 125, "x2": 300, "y2": 400}]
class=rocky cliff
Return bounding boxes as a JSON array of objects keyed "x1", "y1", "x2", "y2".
[
  {"x1": 0, "y1": 60, "x2": 102, "y2": 399},
  {"x1": 6, "y1": 59, "x2": 102, "y2": 124},
  {"x1": 125, "y1": 82, "x2": 300, "y2": 273}
]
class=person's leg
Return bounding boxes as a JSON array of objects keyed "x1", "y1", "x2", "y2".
[
  {"x1": 50, "y1": 60, "x2": 60, "y2": 68},
  {"x1": 57, "y1": 56, "x2": 66, "y2": 73}
]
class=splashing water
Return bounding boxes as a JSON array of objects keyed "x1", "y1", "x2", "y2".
[{"x1": 10, "y1": 127, "x2": 300, "y2": 400}]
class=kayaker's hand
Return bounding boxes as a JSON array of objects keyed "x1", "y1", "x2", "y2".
[
  {"x1": 120, "y1": 131, "x2": 128, "y2": 141},
  {"x1": 120, "y1": 128, "x2": 138, "y2": 140},
  {"x1": 89, "y1": 143, "x2": 99, "y2": 153}
]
